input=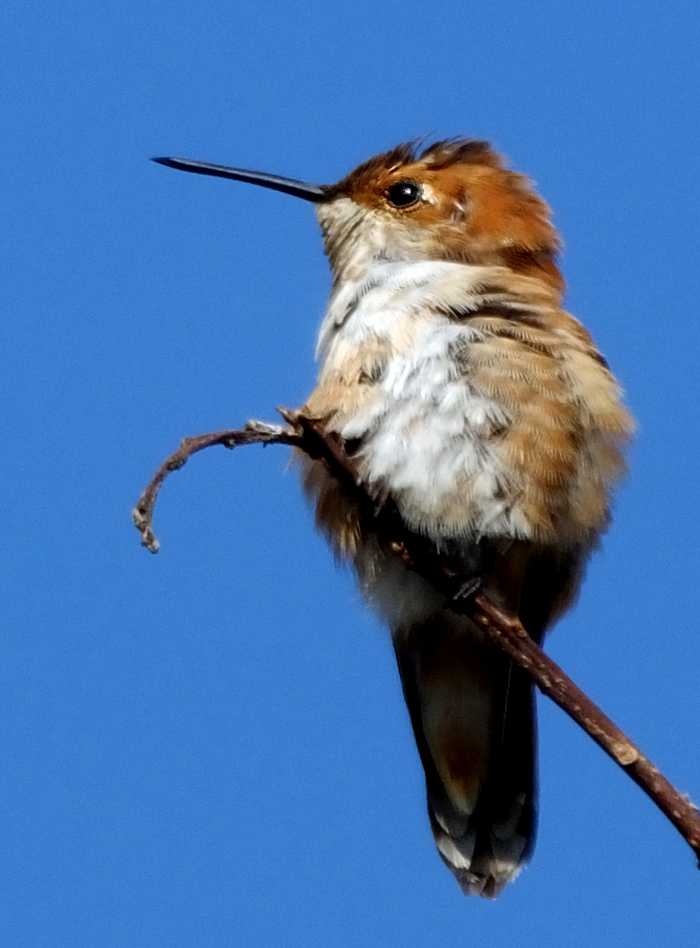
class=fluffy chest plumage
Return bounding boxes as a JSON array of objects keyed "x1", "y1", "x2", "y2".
[
  {"x1": 308, "y1": 261, "x2": 522, "y2": 541},
  {"x1": 305, "y1": 258, "x2": 630, "y2": 551},
  {"x1": 301, "y1": 257, "x2": 632, "y2": 631}
]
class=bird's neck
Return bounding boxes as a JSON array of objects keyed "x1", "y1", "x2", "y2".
[{"x1": 316, "y1": 258, "x2": 561, "y2": 365}]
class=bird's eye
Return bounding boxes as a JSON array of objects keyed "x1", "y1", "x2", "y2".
[{"x1": 385, "y1": 179, "x2": 421, "y2": 208}]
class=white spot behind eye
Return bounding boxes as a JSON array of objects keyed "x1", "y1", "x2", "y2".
[
  {"x1": 451, "y1": 199, "x2": 467, "y2": 223},
  {"x1": 421, "y1": 183, "x2": 439, "y2": 206}
]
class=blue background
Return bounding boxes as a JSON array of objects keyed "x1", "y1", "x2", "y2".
[{"x1": 4, "y1": 1, "x2": 699, "y2": 944}]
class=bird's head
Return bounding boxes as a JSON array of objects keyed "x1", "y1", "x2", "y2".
[{"x1": 153, "y1": 139, "x2": 563, "y2": 294}]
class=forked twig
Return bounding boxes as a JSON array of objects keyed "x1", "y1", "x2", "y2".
[{"x1": 132, "y1": 409, "x2": 700, "y2": 866}]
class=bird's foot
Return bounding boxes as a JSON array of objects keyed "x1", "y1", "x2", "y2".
[{"x1": 451, "y1": 576, "x2": 483, "y2": 602}]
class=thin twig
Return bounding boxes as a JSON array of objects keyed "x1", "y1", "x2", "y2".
[
  {"x1": 467, "y1": 595, "x2": 700, "y2": 862},
  {"x1": 132, "y1": 418, "x2": 302, "y2": 553},
  {"x1": 132, "y1": 410, "x2": 700, "y2": 867}
]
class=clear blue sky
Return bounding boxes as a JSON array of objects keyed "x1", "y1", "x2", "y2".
[{"x1": 4, "y1": 1, "x2": 699, "y2": 944}]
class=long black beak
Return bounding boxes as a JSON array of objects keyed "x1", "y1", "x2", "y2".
[{"x1": 151, "y1": 156, "x2": 327, "y2": 202}]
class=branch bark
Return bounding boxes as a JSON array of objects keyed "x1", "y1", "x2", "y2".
[
  {"x1": 132, "y1": 419, "x2": 303, "y2": 553},
  {"x1": 132, "y1": 409, "x2": 700, "y2": 867}
]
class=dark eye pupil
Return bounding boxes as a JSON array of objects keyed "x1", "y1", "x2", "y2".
[{"x1": 386, "y1": 180, "x2": 420, "y2": 207}]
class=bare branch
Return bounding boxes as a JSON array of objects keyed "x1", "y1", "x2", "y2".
[
  {"x1": 132, "y1": 418, "x2": 303, "y2": 553},
  {"x1": 467, "y1": 594, "x2": 700, "y2": 863},
  {"x1": 132, "y1": 409, "x2": 700, "y2": 867}
]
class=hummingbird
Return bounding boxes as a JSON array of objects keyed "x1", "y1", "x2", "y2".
[{"x1": 153, "y1": 140, "x2": 633, "y2": 897}]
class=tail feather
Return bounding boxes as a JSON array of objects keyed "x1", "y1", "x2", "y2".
[{"x1": 394, "y1": 612, "x2": 538, "y2": 898}]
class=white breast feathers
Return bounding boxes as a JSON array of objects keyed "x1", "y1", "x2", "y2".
[{"x1": 315, "y1": 261, "x2": 530, "y2": 544}]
